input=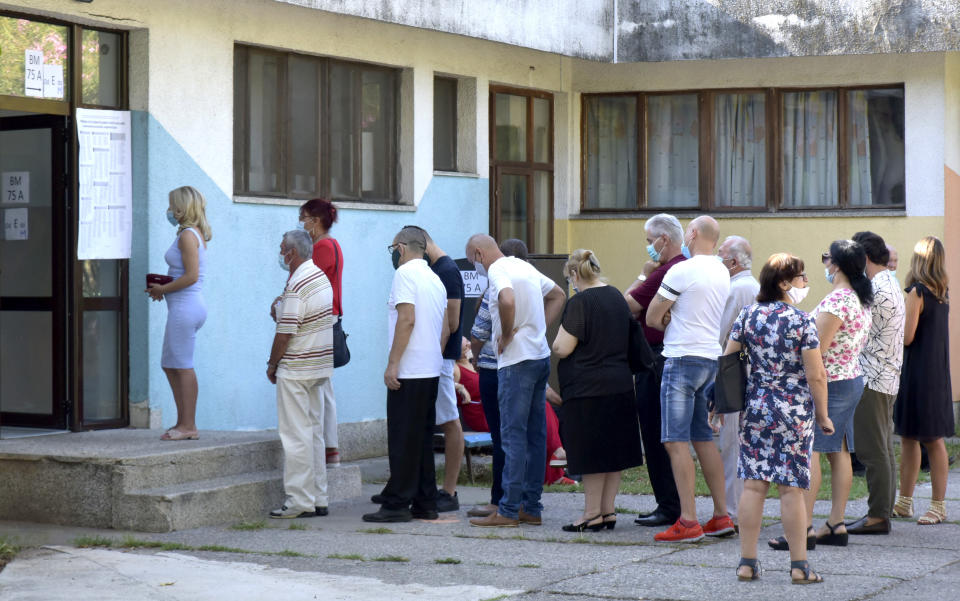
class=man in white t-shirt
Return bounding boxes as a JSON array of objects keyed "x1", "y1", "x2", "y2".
[
  {"x1": 715, "y1": 235, "x2": 760, "y2": 526},
  {"x1": 465, "y1": 234, "x2": 565, "y2": 528},
  {"x1": 363, "y1": 227, "x2": 449, "y2": 523},
  {"x1": 646, "y1": 215, "x2": 734, "y2": 543}
]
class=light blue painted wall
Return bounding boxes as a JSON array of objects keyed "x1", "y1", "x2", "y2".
[{"x1": 131, "y1": 112, "x2": 489, "y2": 430}]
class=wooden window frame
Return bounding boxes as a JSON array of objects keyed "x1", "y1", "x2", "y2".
[
  {"x1": 580, "y1": 84, "x2": 906, "y2": 214},
  {"x1": 233, "y1": 44, "x2": 400, "y2": 204},
  {"x1": 489, "y1": 85, "x2": 554, "y2": 253}
]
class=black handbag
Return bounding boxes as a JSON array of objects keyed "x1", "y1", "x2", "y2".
[
  {"x1": 713, "y1": 314, "x2": 748, "y2": 413},
  {"x1": 331, "y1": 242, "x2": 350, "y2": 368},
  {"x1": 628, "y1": 318, "x2": 655, "y2": 374}
]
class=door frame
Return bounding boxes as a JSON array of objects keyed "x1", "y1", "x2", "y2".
[
  {"x1": 488, "y1": 85, "x2": 554, "y2": 253},
  {"x1": 0, "y1": 115, "x2": 69, "y2": 429}
]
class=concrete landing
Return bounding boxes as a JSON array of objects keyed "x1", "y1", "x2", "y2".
[{"x1": 0, "y1": 430, "x2": 361, "y2": 532}]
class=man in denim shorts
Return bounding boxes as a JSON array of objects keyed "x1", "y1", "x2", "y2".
[{"x1": 646, "y1": 216, "x2": 735, "y2": 543}]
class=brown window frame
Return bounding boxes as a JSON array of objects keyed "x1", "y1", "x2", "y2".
[
  {"x1": 580, "y1": 84, "x2": 906, "y2": 214},
  {"x1": 233, "y1": 44, "x2": 400, "y2": 204}
]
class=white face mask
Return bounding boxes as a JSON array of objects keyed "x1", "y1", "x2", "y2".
[{"x1": 786, "y1": 285, "x2": 810, "y2": 304}]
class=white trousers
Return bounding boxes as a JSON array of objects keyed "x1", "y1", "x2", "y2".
[
  {"x1": 276, "y1": 376, "x2": 332, "y2": 510},
  {"x1": 718, "y1": 411, "x2": 743, "y2": 520},
  {"x1": 324, "y1": 379, "x2": 338, "y2": 448}
]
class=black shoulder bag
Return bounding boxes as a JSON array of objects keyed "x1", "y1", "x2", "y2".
[
  {"x1": 331, "y1": 241, "x2": 351, "y2": 368},
  {"x1": 713, "y1": 312, "x2": 748, "y2": 414}
]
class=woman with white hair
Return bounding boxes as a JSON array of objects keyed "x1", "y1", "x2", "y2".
[{"x1": 147, "y1": 185, "x2": 211, "y2": 441}]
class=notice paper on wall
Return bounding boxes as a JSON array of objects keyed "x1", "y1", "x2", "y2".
[
  {"x1": 24, "y1": 50, "x2": 43, "y2": 97},
  {"x1": 4, "y1": 208, "x2": 28, "y2": 241},
  {"x1": 2, "y1": 172, "x2": 29, "y2": 204},
  {"x1": 76, "y1": 108, "x2": 132, "y2": 259},
  {"x1": 42, "y1": 64, "x2": 64, "y2": 99}
]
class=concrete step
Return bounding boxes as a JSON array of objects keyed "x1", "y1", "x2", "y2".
[
  {"x1": 117, "y1": 466, "x2": 361, "y2": 532},
  {"x1": 0, "y1": 429, "x2": 362, "y2": 532}
]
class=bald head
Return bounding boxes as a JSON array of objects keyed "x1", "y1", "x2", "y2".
[
  {"x1": 886, "y1": 244, "x2": 898, "y2": 271},
  {"x1": 685, "y1": 215, "x2": 721, "y2": 255},
  {"x1": 466, "y1": 233, "x2": 504, "y2": 271}
]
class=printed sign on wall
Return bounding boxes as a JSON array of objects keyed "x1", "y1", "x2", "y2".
[
  {"x1": 24, "y1": 50, "x2": 43, "y2": 97},
  {"x1": 2, "y1": 172, "x2": 29, "y2": 204},
  {"x1": 4, "y1": 208, "x2": 28, "y2": 240}
]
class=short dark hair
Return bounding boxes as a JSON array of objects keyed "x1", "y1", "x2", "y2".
[
  {"x1": 300, "y1": 198, "x2": 338, "y2": 231},
  {"x1": 499, "y1": 238, "x2": 528, "y2": 261},
  {"x1": 852, "y1": 231, "x2": 890, "y2": 266},
  {"x1": 757, "y1": 253, "x2": 805, "y2": 303}
]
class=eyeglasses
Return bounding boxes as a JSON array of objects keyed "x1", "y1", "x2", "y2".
[
  {"x1": 387, "y1": 242, "x2": 405, "y2": 254},
  {"x1": 821, "y1": 252, "x2": 831, "y2": 264},
  {"x1": 795, "y1": 273, "x2": 808, "y2": 281}
]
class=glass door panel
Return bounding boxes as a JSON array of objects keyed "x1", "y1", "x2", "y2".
[
  {"x1": 0, "y1": 312, "x2": 53, "y2": 414},
  {"x1": 82, "y1": 311, "x2": 120, "y2": 421},
  {"x1": 532, "y1": 171, "x2": 552, "y2": 253},
  {"x1": 494, "y1": 93, "x2": 527, "y2": 162},
  {"x1": 498, "y1": 172, "x2": 527, "y2": 243}
]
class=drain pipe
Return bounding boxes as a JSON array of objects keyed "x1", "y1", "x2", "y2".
[{"x1": 612, "y1": 0, "x2": 618, "y2": 63}]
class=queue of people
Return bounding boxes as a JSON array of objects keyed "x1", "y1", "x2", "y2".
[{"x1": 146, "y1": 189, "x2": 952, "y2": 584}]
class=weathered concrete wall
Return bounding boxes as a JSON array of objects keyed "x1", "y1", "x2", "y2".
[
  {"x1": 274, "y1": 0, "x2": 615, "y2": 61},
  {"x1": 617, "y1": 0, "x2": 960, "y2": 62}
]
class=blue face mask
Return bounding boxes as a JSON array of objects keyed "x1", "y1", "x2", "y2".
[
  {"x1": 825, "y1": 267, "x2": 835, "y2": 284},
  {"x1": 278, "y1": 251, "x2": 290, "y2": 271},
  {"x1": 646, "y1": 243, "x2": 660, "y2": 263},
  {"x1": 681, "y1": 244, "x2": 692, "y2": 259},
  {"x1": 297, "y1": 221, "x2": 307, "y2": 231},
  {"x1": 166, "y1": 209, "x2": 179, "y2": 227}
]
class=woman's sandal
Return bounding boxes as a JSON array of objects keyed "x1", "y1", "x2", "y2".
[
  {"x1": 790, "y1": 560, "x2": 823, "y2": 584},
  {"x1": 815, "y1": 521, "x2": 848, "y2": 547},
  {"x1": 917, "y1": 500, "x2": 947, "y2": 525},
  {"x1": 601, "y1": 512, "x2": 616, "y2": 530},
  {"x1": 736, "y1": 557, "x2": 761, "y2": 581},
  {"x1": 767, "y1": 526, "x2": 816, "y2": 551},
  {"x1": 562, "y1": 514, "x2": 604, "y2": 533},
  {"x1": 160, "y1": 429, "x2": 199, "y2": 441},
  {"x1": 893, "y1": 495, "x2": 914, "y2": 518}
]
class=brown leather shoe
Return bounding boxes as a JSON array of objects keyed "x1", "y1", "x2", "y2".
[
  {"x1": 518, "y1": 509, "x2": 542, "y2": 525},
  {"x1": 467, "y1": 504, "x2": 497, "y2": 518},
  {"x1": 469, "y1": 512, "x2": 519, "y2": 528}
]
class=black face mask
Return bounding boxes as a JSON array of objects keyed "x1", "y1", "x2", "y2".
[{"x1": 391, "y1": 247, "x2": 401, "y2": 270}]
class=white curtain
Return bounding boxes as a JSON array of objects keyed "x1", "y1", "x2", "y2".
[
  {"x1": 714, "y1": 93, "x2": 766, "y2": 207},
  {"x1": 782, "y1": 91, "x2": 838, "y2": 207},
  {"x1": 647, "y1": 94, "x2": 699, "y2": 207},
  {"x1": 586, "y1": 96, "x2": 637, "y2": 209},
  {"x1": 848, "y1": 91, "x2": 874, "y2": 206}
]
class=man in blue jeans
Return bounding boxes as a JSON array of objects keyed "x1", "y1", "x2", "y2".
[
  {"x1": 465, "y1": 234, "x2": 565, "y2": 527},
  {"x1": 646, "y1": 216, "x2": 735, "y2": 543}
]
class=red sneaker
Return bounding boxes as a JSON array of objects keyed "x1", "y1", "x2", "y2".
[
  {"x1": 703, "y1": 514, "x2": 736, "y2": 537},
  {"x1": 654, "y1": 519, "x2": 704, "y2": 543}
]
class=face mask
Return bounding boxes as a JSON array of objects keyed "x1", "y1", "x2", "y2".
[
  {"x1": 714, "y1": 255, "x2": 725, "y2": 263},
  {"x1": 681, "y1": 244, "x2": 692, "y2": 259},
  {"x1": 473, "y1": 261, "x2": 486, "y2": 278},
  {"x1": 890, "y1": 270, "x2": 897, "y2": 278},
  {"x1": 392, "y1": 248, "x2": 402, "y2": 270},
  {"x1": 278, "y1": 251, "x2": 290, "y2": 271},
  {"x1": 786, "y1": 286, "x2": 810, "y2": 304},
  {"x1": 646, "y1": 240, "x2": 661, "y2": 262},
  {"x1": 825, "y1": 267, "x2": 835, "y2": 284},
  {"x1": 166, "y1": 210, "x2": 179, "y2": 227},
  {"x1": 297, "y1": 221, "x2": 307, "y2": 231}
]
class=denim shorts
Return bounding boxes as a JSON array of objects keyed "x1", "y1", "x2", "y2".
[
  {"x1": 660, "y1": 356, "x2": 717, "y2": 443},
  {"x1": 813, "y1": 376, "x2": 864, "y2": 454}
]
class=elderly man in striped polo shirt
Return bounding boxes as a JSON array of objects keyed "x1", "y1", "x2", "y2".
[{"x1": 267, "y1": 229, "x2": 335, "y2": 519}]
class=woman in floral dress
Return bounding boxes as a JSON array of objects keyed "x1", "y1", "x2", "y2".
[{"x1": 725, "y1": 253, "x2": 832, "y2": 584}]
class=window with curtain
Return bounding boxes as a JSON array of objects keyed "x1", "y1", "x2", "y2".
[
  {"x1": 234, "y1": 45, "x2": 399, "y2": 202},
  {"x1": 647, "y1": 94, "x2": 699, "y2": 208},
  {"x1": 583, "y1": 95, "x2": 637, "y2": 209},
  {"x1": 714, "y1": 93, "x2": 766, "y2": 207},
  {"x1": 847, "y1": 88, "x2": 905, "y2": 206},
  {"x1": 433, "y1": 76, "x2": 457, "y2": 172},
  {"x1": 782, "y1": 90, "x2": 838, "y2": 207}
]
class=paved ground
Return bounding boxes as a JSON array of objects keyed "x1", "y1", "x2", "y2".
[{"x1": 2, "y1": 462, "x2": 959, "y2": 601}]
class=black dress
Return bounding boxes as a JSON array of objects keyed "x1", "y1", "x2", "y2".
[
  {"x1": 558, "y1": 285, "x2": 643, "y2": 475},
  {"x1": 893, "y1": 282, "x2": 955, "y2": 441}
]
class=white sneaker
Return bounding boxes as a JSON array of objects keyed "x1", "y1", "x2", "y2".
[{"x1": 269, "y1": 504, "x2": 316, "y2": 519}]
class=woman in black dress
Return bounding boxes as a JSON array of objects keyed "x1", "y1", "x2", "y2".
[
  {"x1": 893, "y1": 236, "x2": 953, "y2": 524},
  {"x1": 552, "y1": 249, "x2": 643, "y2": 532}
]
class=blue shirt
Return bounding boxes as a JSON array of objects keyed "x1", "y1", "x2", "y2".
[{"x1": 470, "y1": 287, "x2": 498, "y2": 370}]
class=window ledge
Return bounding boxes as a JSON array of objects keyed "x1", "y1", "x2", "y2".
[
  {"x1": 571, "y1": 209, "x2": 907, "y2": 220},
  {"x1": 433, "y1": 170, "x2": 480, "y2": 178},
  {"x1": 233, "y1": 195, "x2": 415, "y2": 212}
]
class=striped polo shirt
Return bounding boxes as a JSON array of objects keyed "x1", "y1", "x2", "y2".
[{"x1": 276, "y1": 261, "x2": 334, "y2": 380}]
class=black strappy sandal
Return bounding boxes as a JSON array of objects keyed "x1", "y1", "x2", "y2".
[
  {"x1": 790, "y1": 560, "x2": 824, "y2": 584},
  {"x1": 737, "y1": 557, "x2": 761, "y2": 581},
  {"x1": 816, "y1": 521, "x2": 848, "y2": 546},
  {"x1": 767, "y1": 526, "x2": 816, "y2": 551}
]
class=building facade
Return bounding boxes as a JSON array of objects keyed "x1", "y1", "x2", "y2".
[{"x1": 0, "y1": 0, "x2": 957, "y2": 451}]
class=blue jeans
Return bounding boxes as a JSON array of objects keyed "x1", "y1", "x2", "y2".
[
  {"x1": 660, "y1": 356, "x2": 717, "y2": 443},
  {"x1": 478, "y1": 367, "x2": 504, "y2": 506},
  {"x1": 497, "y1": 357, "x2": 550, "y2": 519}
]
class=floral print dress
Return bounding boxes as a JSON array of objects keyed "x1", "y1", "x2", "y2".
[{"x1": 729, "y1": 302, "x2": 820, "y2": 488}]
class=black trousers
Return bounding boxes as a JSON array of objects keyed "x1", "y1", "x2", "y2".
[
  {"x1": 380, "y1": 377, "x2": 439, "y2": 511},
  {"x1": 634, "y1": 345, "x2": 680, "y2": 519}
]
